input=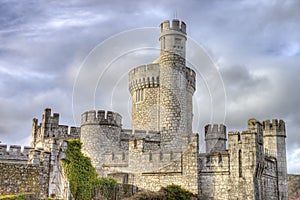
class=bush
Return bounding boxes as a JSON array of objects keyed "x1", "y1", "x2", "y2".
[
  {"x1": 125, "y1": 184, "x2": 198, "y2": 200},
  {"x1": 97, "y1": 177, "x2": 119, "y2": 199},
  {"x1": 164, "y1": 184, "x2": 195, "y2": 200},
  {"x1": 0, "y1": 194, "x2": 25, "y2": 200}
]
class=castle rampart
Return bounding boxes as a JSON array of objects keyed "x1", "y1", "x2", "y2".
[
  {"x1": 128, "y1": 63, "x2": 160, "y2": 94},
  {"x1": 0, "y1": 144, "x2": 34, "y2": 163},
  {"x1": 81, "y1": 110, "x2": 122, "y2": 127}
]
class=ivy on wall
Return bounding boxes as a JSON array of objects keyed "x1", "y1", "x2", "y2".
[
  {"x1": 62, "y1": 139, "x2": 118, "y2": 200},
  {"x1": 61, "y1": 139, "x2": 100, "y2": 200}
]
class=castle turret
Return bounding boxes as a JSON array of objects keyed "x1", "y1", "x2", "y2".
[
  {"x1": 205, "y1": 124, "x2": 226, "y2": 153},
  {"x1": 159, "y1": 19, "x2": 195, "y2": 149},
  {"x1": 263, "y1": 119, "x2": 288, "y2": 200},
  {"x1": 80, "y1": 110, "x2": 122, "y2": 175},
  {"x1": 129, "y1": 64, "x2": 160, "y2": 132}
]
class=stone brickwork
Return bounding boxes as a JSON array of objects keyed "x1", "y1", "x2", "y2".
[
  {"x1": 0, "y1": 149, "x2": 50, "y2": 199},
  {"x1": 263, "y1": 119, "x2": 288, "y2": 200},
  {"x1": 0, "y1": 144, "x2": 34, "y2": 163},
  {"x1": 159, "y1": 20, "x2": 195, "y2": 150},
  {"x1": 102, "y1": 134, "x2": 199, "y2": 194},
  {"x1": 80, "y1": 110, "x2": 122, "y2": 175},
  {"x1": 31, "y1": 108, "x2": 80, "y2": 148}
]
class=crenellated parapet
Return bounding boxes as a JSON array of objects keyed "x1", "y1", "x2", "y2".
[
  {"x1": 0, "y1": 144, "x2": 51, "y2": 166},
  {"x1": 31, "y1": 108, "x2": 80, "y2": 147},
  {"x1": 28, "y1": 149, "x2": 51, "y2": 167},
  {"x1": 81, "y1": 110, "x2": 122, "y2": 127},
  {"x1": 160, "y1": 19, "x2": 186, "y2": 38},
  {"x1": 263, "y1": 119, "x2": 286, "y2": 137},
  {"x1": 199, "y1": 152, "x2": 230, "y2": 173},
  {"x1": 0, "y1": 144, "x2": 34, "y2": 162},
  {"x1": 205, "y1": 124, "x2": 227, "y2": 153},
  {"x1": 103, "y1": 149, "x2": 182, "y2": 173},
  {"x1": 128, "y1": 64, "x2": 160, "y2": 94}
]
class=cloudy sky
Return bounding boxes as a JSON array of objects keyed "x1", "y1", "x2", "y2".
[{"x1": 0, "y1": 0, "x2": 299, "y2": 173}]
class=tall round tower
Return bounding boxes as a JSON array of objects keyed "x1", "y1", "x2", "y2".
[
  {"x1": 159, "y1": 19, "x2": 195, "y2": 149},
  {"x1": 128, "y1": 19, "x2": 195, "y2": 150}
]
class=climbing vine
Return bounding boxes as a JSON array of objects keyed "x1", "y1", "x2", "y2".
[
  {"x1": 61, "y1": 139, "x2": 99, "y2": 200},
  {"x1": 61, "y1": 139, "x2": 119, "y2": 200}
]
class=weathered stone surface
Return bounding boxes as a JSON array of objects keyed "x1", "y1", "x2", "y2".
[
  {"x1": 0, "y1": 19, "x2": 289, "y2": 200},
  {"x1": 288, "y1": 174, "x2": 300, "y2": 199},
  {"x1": 0, "y1": 155, "x2": 49, "y2": 199}
]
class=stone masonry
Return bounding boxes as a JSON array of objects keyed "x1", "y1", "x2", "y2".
[{"x1": 0, "y1": 19, "x2": 288, "y2": 199}]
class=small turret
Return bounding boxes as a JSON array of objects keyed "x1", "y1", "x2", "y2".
[
  {"x1": 205, "y1": 124, "x2": 226, "y2": 153},
  {"x1": 160, "y1": 19, "x2": 187, "y2": 60},
  {"x1": 263, "y1": 119, "x2": 288, "y2": 200}
]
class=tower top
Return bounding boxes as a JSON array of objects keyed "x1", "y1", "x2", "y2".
[{"x1": 160, "y1": 19, "x2": 186, "y2": 35}]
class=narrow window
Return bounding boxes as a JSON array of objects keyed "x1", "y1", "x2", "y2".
[
  {"x1": 239, "y1": 150, "x2": 242, "y2": 177},
  {"x1": 134, "y1": 139, "x2": 137, "y2": 149},
  {"x1": 160, "y1": 151, "x2": 163, "y2": 161},
  {"x1": 141, "y1": 89, "x2": 144, "y2": 101},
  {"x1": 175, "y1": 38, "x2": 181, "y2": 45},
  {"x1": 122, "y1": 152, "x2": 125, "y2": 160},
  {"x1": 112, "y1": 152, "x2": 115, "y2": 160},
  {"x1": 149, "y1": 152, "x2": 152, "y2": 161}
]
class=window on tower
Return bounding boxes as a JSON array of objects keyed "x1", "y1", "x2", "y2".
[
  {"x1": 136, "y1": 89, "x2": 144, "y2": 102},
  {"x1": 175, "y1": 38, "x2": 181, "y2": 45}
]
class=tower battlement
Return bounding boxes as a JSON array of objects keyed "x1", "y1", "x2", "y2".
[
  {"x1": 128, "y1": 63, "x2": 160, "y2": 94},
  {"x1": 0, "y1": 144, "x2": 34, "y2": 162},
  {"x1": 42, "y1": 108, "x2": 60, "y2": 127},
  {"x1": 205, "y1": 124, "x2": 226, "y2": 136},
  {"x1": 263, "y1": 119, "x2": 285, "y2": 135},
  {"x1": 28, "y1": 149, "x2": 50, "y2": 166},
  {"x1": 205, "y1": 124, "x2": 227, "y2": 153},
  {"x1": 160, "y1": 19, "x2": 186, "y2": 34},
  {"x1": 81, "y1": 110, "x2": 122, "y2": 127}
]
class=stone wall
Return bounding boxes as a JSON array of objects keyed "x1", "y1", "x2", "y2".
[
  {"x1": 42, "y1": 138, "x2": 69, "y2": 199},
  {"x1": 0, "y1": 144, "x2": 33, "y2": 163},
  {"x1": 262, "y1": 157, "x2": 278, "y2": 200},
  {"x1": 198, "y1": 152, "x2": 230, "y2": 199},
  {"x1": 103, "y1": 134, "x2": 199, "y2": 195},
  {"x1": 0, "y1": 149, "x2": 50, "y2": 199},
  {"x1": 131, "y1": 87, "x2": 160, "y2": 131}
]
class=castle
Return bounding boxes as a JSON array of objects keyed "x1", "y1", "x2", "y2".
[{"x1": 0, "y1": 19, "x2": 288, "y2": 200}]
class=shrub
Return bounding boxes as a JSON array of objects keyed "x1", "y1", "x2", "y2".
[{"x1": 124, "y1": 184, "x2": 198, "y2": 200}]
